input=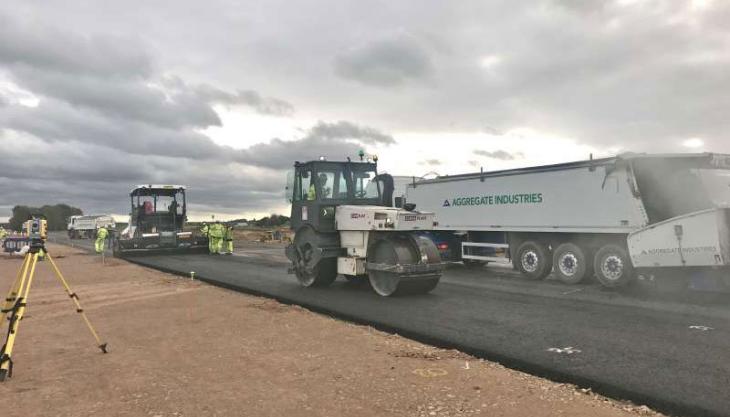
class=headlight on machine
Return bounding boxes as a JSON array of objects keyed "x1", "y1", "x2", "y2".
[
  {"x1": 384, "y1": 217, "x2": 394, "y2": 228},
  {"x1": 321, "y1": 206, "x2": 335, "y2": 218}
]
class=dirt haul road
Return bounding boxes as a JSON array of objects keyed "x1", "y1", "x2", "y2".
[{"x1": 0, "y1": 245, "x2": 660, "y2": 417}]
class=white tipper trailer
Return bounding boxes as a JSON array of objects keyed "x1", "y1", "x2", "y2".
[
  {"x1": 404, "y1": 153, "x2": 730, "y2": 288},
  {"x1": 67, "y1": 215, "x2": 116, "y2": 239}
]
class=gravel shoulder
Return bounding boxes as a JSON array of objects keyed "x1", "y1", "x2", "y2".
[{"x1": 0, "y1": 244, "x2": 660, "y2": 417}]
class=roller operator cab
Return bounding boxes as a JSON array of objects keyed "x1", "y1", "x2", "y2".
[
  {"x1": 113, "y1": 185, "x2": 208, "y2": 256},
  {"x1": 284, "y1": 159, "x2": 443, "y2": 296}
]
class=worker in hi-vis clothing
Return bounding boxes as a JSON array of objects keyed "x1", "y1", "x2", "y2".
[
  {"x1": 208, "y1": 221, "x2": 224, "y2": 254},
  {"x1": 95, "y1": 226, "x2": 108, "y2": 253},
  {"x1": 200, "y1": 222, "x2": 211, "y2": 252},
  {"x1": 307, "y1": 173, "x2": 331, "y2": 200},
  {"x1": 223, "y1": 223, "x2": 234, "y2": 255}
]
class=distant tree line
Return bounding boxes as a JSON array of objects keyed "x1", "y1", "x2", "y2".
[
  {"x1": 253, "y1": 214, "x2": 289, "y2": 227},
  {"x1": 227, "y1": 214, "x2": 289, "y2": 228},
  {"x1": 8, "y1": 204, "x2": 83, "y2": 231}
]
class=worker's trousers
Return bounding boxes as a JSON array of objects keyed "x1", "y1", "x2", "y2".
[
  {"x1": 209, "y1": 237, "x2": 222, "y2": 254},
  {"x1": 225, "y1": 239, "x2": 233, "y2": 254},
  {"x1": 95, "y1": 238, "x2": 106, "y2": 253}
]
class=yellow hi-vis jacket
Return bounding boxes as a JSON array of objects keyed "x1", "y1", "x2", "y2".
[{"x1": 208, "y1": 223, "x2": 224, "y2": 238}]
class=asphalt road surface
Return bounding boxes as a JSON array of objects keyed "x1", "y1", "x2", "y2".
[{"x1": 48, "y1": 233, "x2": 730, "y2": 417}]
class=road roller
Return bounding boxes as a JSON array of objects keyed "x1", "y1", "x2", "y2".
[{"x1": 284, "y1": 157, "x2": 443, "y2": 296}]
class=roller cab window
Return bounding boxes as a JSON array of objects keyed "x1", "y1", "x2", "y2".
[
  {"x1": 353, "y1": 168, "x2": 380, "y2": 200},
  {"x1": 315, "y1": 170, "x2": 349, "y2": 200}
]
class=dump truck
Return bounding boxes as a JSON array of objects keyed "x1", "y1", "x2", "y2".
[
  {"x1": 112, "y1": 185, "x2": 208, "y2": 256},
  {"x1": 405, "y1": 153, "x2": 730, "y2": 288},
  {"x1": 67, "y1": 215, "x2": 116, "y2": 239},
  {"x1": 285, "y1": 158, "x2": 443, "y2": 296}
]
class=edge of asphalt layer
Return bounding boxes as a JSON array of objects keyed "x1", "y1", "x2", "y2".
[
  {"x1": 50, "y1": 240, "x2": 722, "y2": 417},
  {"x1": 49, "y1": 236, "x2": 730, "y2": 322}
]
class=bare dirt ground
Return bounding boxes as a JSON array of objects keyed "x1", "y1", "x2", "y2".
[
  {"x1": 232, "y1": 228, "x2": 292, "y2": 243},
  {"x1": 0, "y1": 244, "x2": 661, "y2": 417}
]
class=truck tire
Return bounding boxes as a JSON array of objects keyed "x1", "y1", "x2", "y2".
[
  {"x1": 594, "y1": 244, "x2": 634, "y2": 288},
  {"x1": 553, "y1": 242, "x2": 592, "y2": 285},
  {"x1": 515, "y1": 240, "x2": 552, "y2": 280}
]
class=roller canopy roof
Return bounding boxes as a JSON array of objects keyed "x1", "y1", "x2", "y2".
[{"x1": 130, "y1": 185, "x2": 186, "y2": 197}]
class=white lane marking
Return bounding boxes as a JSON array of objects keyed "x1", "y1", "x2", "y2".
[
  {"x1": 689, "y1": 325, "x2": 713, "y2": 331},
  {"x1": 547, "y1": 346, "x2": 582, "y2": 355}
]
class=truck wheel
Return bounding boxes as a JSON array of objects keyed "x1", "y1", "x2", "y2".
[
  {"x1": 515, "y1": 241, "x2": 552, "y2": 280},
  {"x1": 553, "y1": 243, "x2": 592, "y2": 285},
  {"x1": 594, "y1": 244, "x2": 634, "y2": 288}
]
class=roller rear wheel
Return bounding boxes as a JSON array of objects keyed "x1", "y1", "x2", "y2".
[{"x1": 292, "y1": 227, "x2": 337, "y2": 288}]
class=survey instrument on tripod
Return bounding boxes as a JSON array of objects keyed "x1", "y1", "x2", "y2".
[{"x1": 0, "y1": 217, "x2": 107, "y2": 381}]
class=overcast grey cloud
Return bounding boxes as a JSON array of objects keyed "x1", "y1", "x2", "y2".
[
  {"x1": 0, "y1": 13, "x2": 152, "y2": 79},
  {"x1": 0, "y1": 6, "x2": 391, "y2": 217},
  {"x1": 237, "y1": 121, "x2": 395, "y2": 169},
  {"x1": 474, "y1": 150, "x2": 524, "y2": 160},
  {"x1": 419, "y1": 159, "x2": 442, "y2": 166},
  {"x1": 1, "y1": 0, "x2": 730, "y2": 219},
  {"x1": 334, "y1": 32, "x2": 433, "y2": 87}
]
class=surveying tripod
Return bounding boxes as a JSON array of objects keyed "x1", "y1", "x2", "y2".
[{"x1": 0, "y1": 238, "x2": 107, "y2": 381}]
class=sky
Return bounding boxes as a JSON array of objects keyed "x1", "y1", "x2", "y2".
[{"x1": 1, "y1": 0, "x2": 729, "y2": 221}]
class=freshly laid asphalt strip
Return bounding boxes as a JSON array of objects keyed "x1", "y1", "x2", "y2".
[{"x1": 50, "y1": 236, "x2": 730, "y2": 417}]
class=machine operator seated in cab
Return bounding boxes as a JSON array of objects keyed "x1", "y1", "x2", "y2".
[{"x1": 307, "y1": 173, "x2": 332, "y2": 200}]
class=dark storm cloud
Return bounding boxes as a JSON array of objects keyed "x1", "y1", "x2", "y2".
[
  {"x1": 307, "y1": 121, "x2": 395, "y2": 145},
  {"x1": 334, "y1": 33, "x2": 433, "y2": 87},
  {"x1": 194, "y1": 84, "x2": 295, "y2": 117},
  {"x1": 0, "y1": 134, "x2": 286, "y2": 215},
  {"x1": 0, "y1": 8, "x2": 389, "y2": 216},
  {"x1": 237, "y1": 121, "x2": 395, "y2": 169},
  {"x1": 0, "y1": 99, "x2": 228, "y2": 159},
  {"x1": 3, "y1": 0, "x2": 730, "y2": 216},
  {"x1": 3, "y1": 0, "x2": 729, "y2": 154},
  {"x1": 9, "y1": 68, "x2": 224, "y2": 130},
  {"x1": 473, "y1": 150, "x2": 524, "y2": 160},
  {"x1": 0, "y1": 10, "x2": 294, "y2": 139},
  {"x1": 0, "y1": 14, "x2": 152, "y2": 79}
]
